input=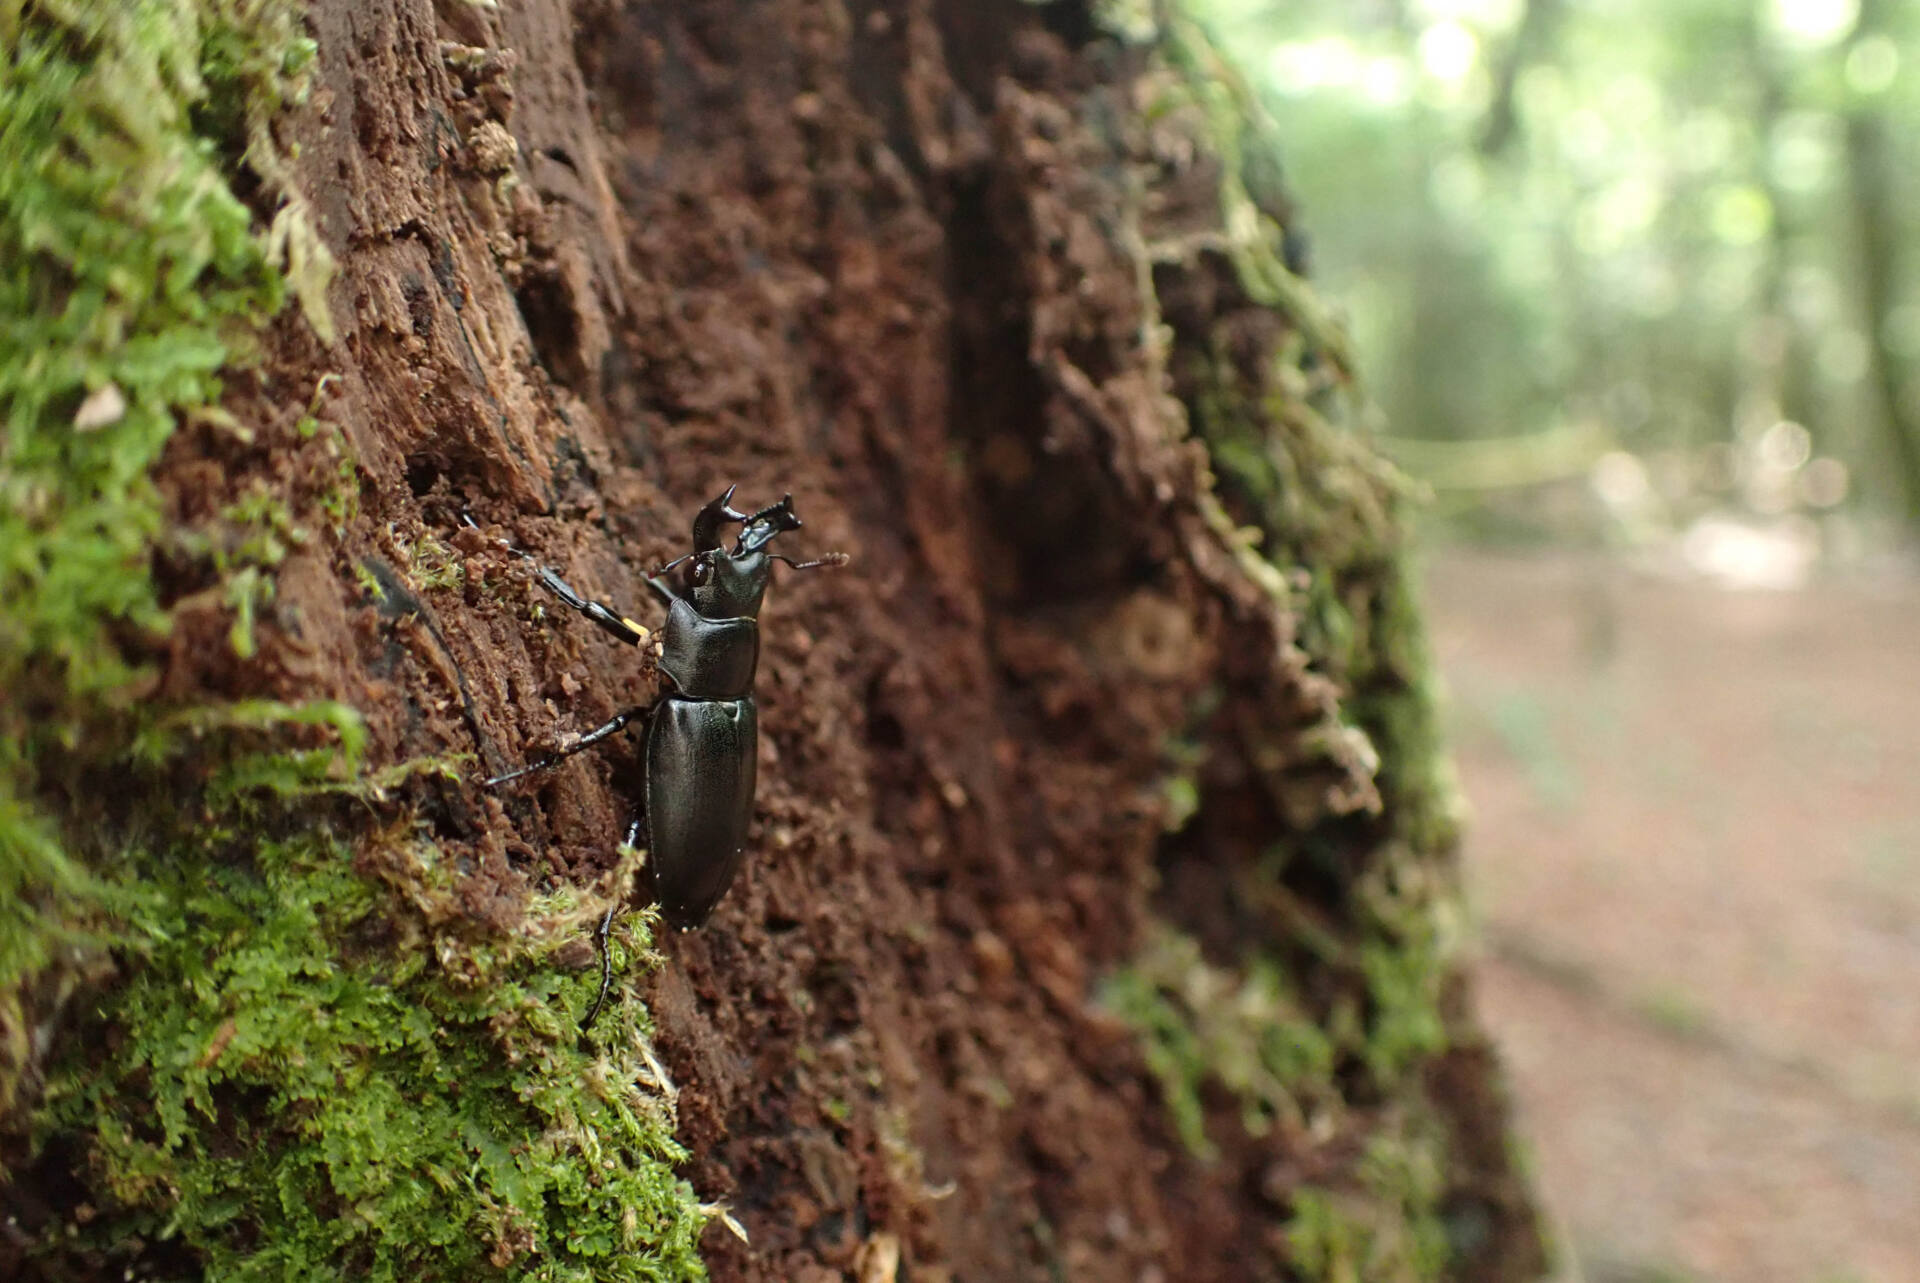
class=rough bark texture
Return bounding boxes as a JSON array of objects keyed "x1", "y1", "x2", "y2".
[{"x1": 3, "y1": 1, "x2": 1545, "y2": 1280}]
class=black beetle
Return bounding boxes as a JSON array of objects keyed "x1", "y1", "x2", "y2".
[{"x1": 472, "y1": 488, "x2": 845, "y2": 1026}]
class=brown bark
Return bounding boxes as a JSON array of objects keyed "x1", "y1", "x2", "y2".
[{"x1": 53, "y1": 1, "x2": 1545, "y2": 1278}]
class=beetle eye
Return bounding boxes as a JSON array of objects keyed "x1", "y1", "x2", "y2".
[{"x1": 683, "y1": 556, "x2": 713, "y2": 590}]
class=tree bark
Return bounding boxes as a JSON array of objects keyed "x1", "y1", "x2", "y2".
[{"x1": 4, "y1": 2, "x2": 1545, "y2": 1280}]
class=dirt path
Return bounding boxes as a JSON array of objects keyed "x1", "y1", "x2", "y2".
[{"x1": 1427, "y1": 549, "x2": 1920, "y2": 1283}]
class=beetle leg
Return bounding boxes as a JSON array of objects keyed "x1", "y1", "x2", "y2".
[
  {"x1": 529, "y1": 565, "x2": 652, "y2": 647},
  {"x1": 580, "y1": 815, "x2": 643, "y2": 1032},
  {"x1": 461, "y1": 514, "x2": 650, "y2": 646},
  {"x1": 483, "y1": 705, "x2": 646, "y2": 787},
  {"x1": 581, "y1": 904, "x2": 618, "y2": 1031},
  {"x1": 771, "y1": 551, "x2": 851, "y2": 573}
]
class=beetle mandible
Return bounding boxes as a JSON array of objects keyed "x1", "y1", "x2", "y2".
[{"x1": 473, "y1": 487, "x2": 846, "y2": 1027}]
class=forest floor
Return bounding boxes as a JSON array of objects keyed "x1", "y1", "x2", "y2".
[{"x1": 1426, "y1": 547, "x2": 1920, "y2": 1283}]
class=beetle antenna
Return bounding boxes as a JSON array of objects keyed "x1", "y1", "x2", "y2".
[{"x1": 771, "y1": 551, "x2": 850, "y2": 572}]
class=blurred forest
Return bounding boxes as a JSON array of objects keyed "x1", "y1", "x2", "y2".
[{"x1": 1188, "y1": 0, "x2": 1920, "y2": 569}]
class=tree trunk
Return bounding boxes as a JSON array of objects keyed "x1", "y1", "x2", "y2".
[
  {"x1": 2, "y1": 2, "x2": 1545, "y2": 1281},
  {"x1": 1843, "y1": 0, "x2": 1920, "y2": 527}
]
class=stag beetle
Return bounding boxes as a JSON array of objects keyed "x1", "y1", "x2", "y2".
[{"x1": 472, "y1": 488, "x2": 845, "y2": 1027}]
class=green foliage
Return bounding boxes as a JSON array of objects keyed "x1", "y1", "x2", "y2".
[
  {"x1": 300, "y1": 377, "x2": 365, "y2": 532},
  {"x1": 0, "y1": 795, "x2": 127, "y2": 1117},
  {"x1": 1115, "y1": 890, "x2": 1453, "y2": 1278},
  {"x1": 0, "y1": 2, "x2": 281, "y2": 710},
  {"x1": 1101, "y1": 903, "x2": 1449, "y2": 1163},
  {"x1": 1154, "y1": 13, "x2": 1460, "y2": 853},
  {"x1": 1357, "y1": 929, "x2": 1448, "y2": 1083},
  {"x1": 0, "y1": 0, "x2": 312, "y2": 1123},
  {"x1": 353, "y1": 559, "x2": 391, "y2": 604},
  {"x1": 1096, "y1": 13, "x2": 1507, "y2": 1277},
  {"x1": 408, "y1": 533, "x2": 466, "y2": 592},
  {"x1": 1346, "y1": 561, "x2": 1463, "y2": 857},
  {"x1": 174, "y1": 487, "x2": 311, "y2": 657}
]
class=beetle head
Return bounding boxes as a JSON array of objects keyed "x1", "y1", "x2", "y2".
[
  {"x1": 673, "y1": 489, "x2": 792, "y2": 619},
  {"x1": 670, "y1": 488, "x2": 840, "y2": 619},
  {"x1": 688, "y1": 487, "x2": 802, "y2": 556}
]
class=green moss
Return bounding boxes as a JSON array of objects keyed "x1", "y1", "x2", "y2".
[
  {"x1": 1347, "y1": 562, "x2": 1465, "y2": 856},
  {"x1": 353, "y1": 560, "x2": 390, "y2": 605},
  {"x1": 1102, "y1": 923, "x2": 1450, "y2": 1277},
  {"x1": 407, "y1": 533, "x2": 465, "y2": 592},
  {"x1": 3, "y1": 2, "x2": 707, "y2": 1276},
  {"x1": 320, "y1": 442, "x2": 360, "y2": 527},
  {"x1": 168, "y1": 487, "x2": 310, "y2": 658},
  {"x1": 1, "y1": 0, "x2": 307, "y2": 1121},
  {"x1": 1285, "y1": 1120, "x2": 1450, "y2": 1283},
  {"x1": 297, "y1": 376, "x2": 364, "y2": 532},
  {"x1": 35, "y1": 724, "x2": 704, "y2": 1281},
  {"x1": 0, "y1": 5, "x2": 280, "y2": 710},
  {"x1": 1357, "y1": 931, "x2": 1448, "y2": 1083},
  {"x1": 1123, "y1": 5, "x2": 1462, "y2": 1080},
  {"x1": 1099, "y1": 927, "x2": 1337, "y2": 1160}
]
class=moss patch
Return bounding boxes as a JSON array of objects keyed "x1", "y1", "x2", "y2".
[
  {"x1": 1285, "y1": 1120, "x2": 1451, "y2": 1283},
  {"x1": 33, "y1": 720, "x2": 703, "y2": 1281},
  {"x1": 1, "y1": 0, "x2": 304, "y2": 1122},
  {"x1": 1099, "y1": 927, "x2": 1336, "y2": 1160}
]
